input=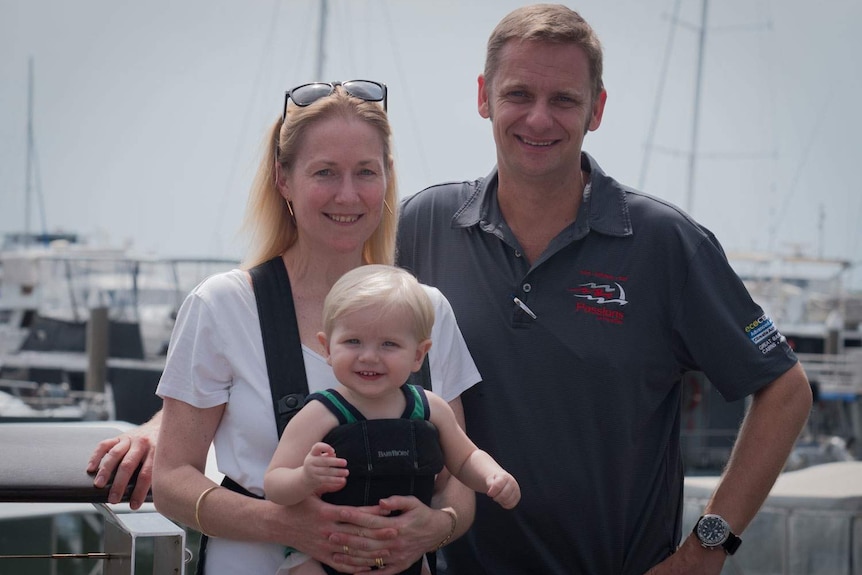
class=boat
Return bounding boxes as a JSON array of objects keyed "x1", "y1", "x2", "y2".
[
  {"x1": 677, "y1": 253, "x2": 862, "y2": 473},
  {"x1": 730, "y1": 250, "x2": 862, "y2": 467},
  {"x1": 0, "y1": 232, "x2": 80, "y2": 357},
  {"x1": 0, "y1": 379, "x2": 109, "y2": 422},
  {"x1": 729, "y1": 250, "x2": 862, "y2": 353},
  {"x1": 0, "y1": 60, "x2": 238, "y2": 425},
  {"x1": 0, "y1": 234, "x2": 237, "y2": 424}
]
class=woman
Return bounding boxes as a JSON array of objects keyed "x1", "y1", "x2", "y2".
[{"x1": 92, "y1": 81, "x2": 479, "y2": 574}]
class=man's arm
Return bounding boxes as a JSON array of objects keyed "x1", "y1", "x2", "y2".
[{"x1": 650, "y1": 362, "x2": 812, "y2": 574}]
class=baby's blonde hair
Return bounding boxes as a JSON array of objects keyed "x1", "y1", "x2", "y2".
[{"x1": 323, "y1": 265, "x2": 434, "y2": 341}]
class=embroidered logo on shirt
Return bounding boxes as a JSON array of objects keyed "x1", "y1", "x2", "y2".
[
  {"x1": 570, "y1": 282, "x2": 629, "y2": 305},
  {"x1": 377, "y1": 450, "x2": 409, "y2": 458},
  {"x1": 570, "y1": 276, "x2": 629, "y2": 325},
  {"x1": 744, "y1": 314, "x2": 785, "y2": 354}
]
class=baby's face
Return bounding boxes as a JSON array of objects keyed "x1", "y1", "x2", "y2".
[{"x1": 323, "y1": 306, "x2": 427, "y2": 399}]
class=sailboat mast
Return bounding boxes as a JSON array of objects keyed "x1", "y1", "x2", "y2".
[
  {"x1": 24, "y1": 57, "x2": 34, "y2": 245},
  {"x1": 315, "y1": 0, "x2": 328, "y2": 80},
  {"x1": 684, "y1": 0, "x2": 709, "y2": 216}
]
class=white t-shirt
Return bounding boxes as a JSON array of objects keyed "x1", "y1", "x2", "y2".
[{"x1": 156, "y1": 269, "x2": 481, "y2": 575}]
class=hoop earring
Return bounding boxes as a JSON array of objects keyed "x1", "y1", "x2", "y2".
[
  {"x1": 286, "y1": 200, "x2": 295, "y2": 217},
  {"x1": 383, "y1": 200, "x2": 393, "y2": 215}
]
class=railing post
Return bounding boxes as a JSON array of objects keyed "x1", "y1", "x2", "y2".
[
  {"x1": 86, "y1": 306, "x2": 109, "y2": 393},
  {"x1": 100, "y1": 505, "x2": 186, "y2": 575}
]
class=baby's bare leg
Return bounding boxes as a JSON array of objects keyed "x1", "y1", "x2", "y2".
[{"x1": 287, "y1": 558, "x2": 328, "y2": 575}]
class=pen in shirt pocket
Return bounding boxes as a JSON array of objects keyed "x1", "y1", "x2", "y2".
[{"x1": 513, "y1": 296, "x2": 537, "y2": 319}]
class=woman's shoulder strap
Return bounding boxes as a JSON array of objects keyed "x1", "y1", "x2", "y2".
[{"x1": 250, "y1": 256, "x2": 309, "y2": 437}]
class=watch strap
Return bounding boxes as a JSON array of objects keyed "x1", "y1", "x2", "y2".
[{"x1": 723, "y1": 532, "x2": 742, "y2": 555}]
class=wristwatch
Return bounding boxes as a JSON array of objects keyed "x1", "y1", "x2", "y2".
[{"x1": 692, "y1": 514, "x2": 742, "y2": 555}]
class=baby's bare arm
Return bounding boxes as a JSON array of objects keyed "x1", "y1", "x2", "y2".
[{"x1": 427, "y1": 392, "x2": 521, "y2": 509}]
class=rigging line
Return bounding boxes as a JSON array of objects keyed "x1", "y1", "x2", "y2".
[
  {"x1": 0, "y1": 552, "x2": 117, "y2": 560},
  {"x1": 210, "y1": 0, "x2": 285, "y2": 257},
  {"x1": 638, "y1": 0, "x2": 683, "y2": 191},
  {"x1": 278, "y1": 0, "x2": 315, "y2": 86},
  {"x1": 850, "y1": 171, "x2": 862, "y2": 274},
  {"x1": 766, "y1": 102, "x2": 826, "y2": 253},
  {"x1": 294, "y1": 1, "x2": 316, "y2": 81},
  {"x1": 854, "y1": 192, "x2": 862, "y2": 277},
  {"x1": 684, "y1": 0, "x2": 709, "y2": 216},
  {"x1": 315, "y1": 0, "x2": 328, "y2": 80},
  {"x1": 378, "y1": 0, "x2": 432, "y2": 189},
  {"x1": 753, "y1": 0, "x2": 781, "y2": 250},
  {"x1": 331, "y1": 0, "x2": 357, "y2": 74},
  {"x1": 708, "y1": 21, "x2": 774, "y2": 33},
  {"x1": 649, "y1": 146, "x2": 775, "y2": 160}
]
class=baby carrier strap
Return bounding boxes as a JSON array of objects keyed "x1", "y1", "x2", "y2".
[
  {"x1": 404, "y1": 384, "x2": 431, "y2": 421},
  {"x1": 250, "y1": 255, "x2": 309, "y2": 437},
  {"x1": 308, "y1": 384, "x2": 432, "y2": 426},
  {"x1": 308, "y1": 389, "x2": 366, "y2": 425},
  {"x1": 197, "y1": 255, "x2": 307, "y2": 574}
]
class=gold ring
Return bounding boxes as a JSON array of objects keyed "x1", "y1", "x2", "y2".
[
  {"x1": 343, "y1": 545, "x2": 350, "y2": 554},
  {"x1": 375, "y1": 557, "x2": 385, "y2": 568}
]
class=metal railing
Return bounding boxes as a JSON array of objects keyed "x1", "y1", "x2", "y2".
[
  {"x1": 796, "y1": 351, "x2": 862, "y2": 399},
  {"x1": 0, "y1": 422, "x2": 187, "y2": 574}
]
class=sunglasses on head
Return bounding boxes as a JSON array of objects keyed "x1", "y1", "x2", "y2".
[{"x1": 282, "y1": 80, "x2": 388, "y2": 119}]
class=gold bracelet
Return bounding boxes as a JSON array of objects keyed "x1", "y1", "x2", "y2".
[
  {"x1": 434, "y1": 507, "x2": 458, "y2": 551},
  {"x1": 194, "y1": 485, "x2": 219, "y2": 536}
]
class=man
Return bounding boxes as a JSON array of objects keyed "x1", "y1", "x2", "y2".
[{"x1": 396, "y1": 4, "x2": 811, "y2": 574}]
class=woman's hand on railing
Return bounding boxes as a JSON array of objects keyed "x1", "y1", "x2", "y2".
[{"x1": 86, "y1": 411, "x2": 162, "y2": 508}]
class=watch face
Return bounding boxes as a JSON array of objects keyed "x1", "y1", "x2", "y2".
[{"x1": 696, "y1": 515, "x2": 729, "y2": 546}]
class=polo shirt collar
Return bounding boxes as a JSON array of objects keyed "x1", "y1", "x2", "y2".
[{"x1": 452, "y1": 152, "x2": 632, "y2": 239}]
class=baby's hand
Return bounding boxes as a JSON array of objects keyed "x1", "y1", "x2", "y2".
[
  {"x1": 486, "y1": 472, "x2": 521, "y2": 509},
  {"x1": 304, "y1": 442, "x2": 348, "y2": 495}
]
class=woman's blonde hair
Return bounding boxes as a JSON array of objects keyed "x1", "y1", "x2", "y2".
[
  {"x1": 241, "y1": 88, "x2": 397, "y2": 269},
  {"x1": 322, "y1": 265, "x2": 434, "y2": 342}
]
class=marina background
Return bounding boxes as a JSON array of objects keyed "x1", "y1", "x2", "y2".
[
  {"x1": 2, "y1": 3, "x2": 862, "y2": 573},
  {"x1": 1, "y1": 0, "x2": 861, "y2": 287}
]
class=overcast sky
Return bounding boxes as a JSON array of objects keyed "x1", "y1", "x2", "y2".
[{"x1": 2, "y1": 0, "x2": 861, "y2": 287}]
